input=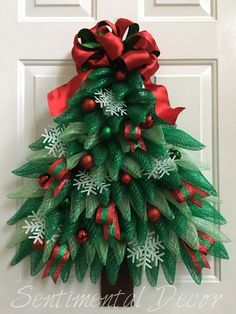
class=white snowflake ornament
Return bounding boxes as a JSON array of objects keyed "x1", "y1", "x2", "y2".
[
  {"x1": 144, "y1": 156, "x2": 176, "y2": 180},
  {"x1": 73, "y1": 170, "x2": 111, "y2": 196},
  {"x1": 42, "y1": 124, "x2": 67, "y2": 157},
  {"x1": 127, "y1": 232, "x2": 165, "y2": 270},
  {"x1": 23, "y1": 211, "x2": 61, "y2": 244},
  {"x1": 94, "y1": 89, "x2": 127, "y2": 117}
]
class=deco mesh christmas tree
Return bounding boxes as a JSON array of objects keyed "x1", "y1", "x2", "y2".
[{"x1": 7, "y1": 19, "x2": 229, "y2": 287}]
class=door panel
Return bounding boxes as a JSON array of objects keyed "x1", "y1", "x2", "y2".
[{"x1": 0, "y1": 0, "x2": 235, "y2": 313}]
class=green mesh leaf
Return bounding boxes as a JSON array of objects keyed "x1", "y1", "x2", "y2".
[
  {"x1": 68, "y1": 236, "x2": 79, "y2": 260},
  {"x1": 85, "y1": 194, "x2": 99, "y2": 218},
  {"x1": 90, "y1": 253, "x2": 103, "y2": 284},
  {"x1": 178, "y1": 167, "x2": 217, "y2": 196},
  {"x1": 208, "y1": 242, "x2": 229, "y2": 259},
  {"x1": 88, "y1": 67, "x2": 114, "y2": 80},
  {"x1": 7, "y1": 197, "x2": 43, "y2": 225},
  {"x1": 128, "y1": 104, "x2": 149, "y2": 124},
  {"x1": 27, "y1": 150, "x2": 57, "y2": 164},
  {"x1": 95, "y1": 233, "x2": 109, "y2": 265},
  {"x1": 161, "y1": 250, "x2": 176, "y2": 284},
  {"x1": 136, "y1": 216, "x2": 148, "y2": 245},
  {"x1": 175, "y1": 148, "x2": 209, "y2": 171},
  {"x1": 127, "y1": 255, "x2": 142, "y2": 286},
  {"x1": 7, "y1": 222, "x2": 29, "y2": 248},
  {"x1": 128, "y1": 181, "x2": 147, "y2": 220},
  {"x1": 122, "y1": 212, "x2": 136, "y2": 241},
  {"x1": 85, "y1": 110, "x2": 104, "y2": 135},
  {"x1": 126, "y1": 71, "x2": 143, "y2": 90},
  {"x1": 111, "y1": 82, "x2": 130, "y2": 101},
  {"x1": 163, "y1": 126, "x2": 205, "y2": 151},
  {"x1": 67, "y1": 152, "x2": 85, "y2": 169},
  {"x1": 44, "y1": 209, "x2": 62, "y2": 240},
  {"x1": 12, "y1": 162, "x2": 50, "y2": 178},
  {"x1": 75, "y1": 245, "x2": 88, "y2": 282},
  {"x1": 86, "y1": 76, "x2": 114, "y2": 94},
  {"x1": 106, "y1": 116, "x2": 124, "y2": 134},
  {"x1": 42, "y1": 240, "x2": 55, "y2": 263},
  {"x1": 172, "y1": 210, "x2": 199, "y2": 250},
  {"x1": 189, "y1": 200, "x2": 226, "y2": 225},
  {"x1": 54, "y1": 107, "x2": 82, "y2": 124},
  {"x1": 10, "y1": 239, "x2": 34, "y2": 266},
  {"x1": 162, "y1": 189, "x2": 191, "y2": 219},
  {"x1": 149, "y1": 189, "x2": 175, "y2": 221},
  {"x1": 37, "y1": 183, "x2": 71, "y2": 215},
  {"x1": 142, "y1": 125, "x2": 165, "y2": 145},
  {"x1": 106, "y1": 140, "x2": 124, "y2": 180},
  {"x1": 70, "y1": 189, "x2": 85, "y2": 223},
  {"x1": 111, "y1": 240, "x2": 126, "y2": 265},
  {"x1": 8, "y1": 181, "x2": 46, "y2": 199},
  {"x1": 31, "y1": 250, "x2": 45, "y2": 276},
  {"x1": 84, "y1": 133, "x2": 100, "y2": 150},
  {"x1": 61, "y1": 257, "x2": 73, "y2": 283},
  {"x1": 117, "y1": 133, "x2": 130, "y2": 153},
  {"x1": 29, "y1": 136, "x2": 45, "y2": 151},
  {"x1": 191, "y1": 217, "x2": 230, "y2": 243},
  {"x1": 91, "y1": 143, "x2": 109, "y2": 166},
  {"x1": 132, "y1": 149, "x2": 153, "y2": 172},
  {"x1": 121, "y1": 157, "x2": 142, "y2": 178},
  {"x1": 60, "y1": 122, "x2": 87, "y2": 142},
  {"x1": 126, "y1": 89, "x2": 156, "y2": 107},
  {"x1": 146, "y1": 262, "x2": 159, "y2": 287},
  {"x1": 105, "y1": 248, "x2": 120, "y2": 284},
  {"x1": 180, "y1": 241, "x2": 202, "y2": 284},
  {"x1": 112, "y1": 181, "x2": 131, "y2": 221}
]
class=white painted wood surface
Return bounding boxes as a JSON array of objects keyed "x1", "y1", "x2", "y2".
[{"x1": 0, "y1": 0, "x2": 235, "y2": 313}]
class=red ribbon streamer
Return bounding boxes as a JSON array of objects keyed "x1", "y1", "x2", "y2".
[{"x1": 47, "y1": 18, "x2": 184, "y2": 124}]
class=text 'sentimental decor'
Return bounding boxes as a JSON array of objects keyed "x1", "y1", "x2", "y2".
[{"x1": 7, "y1": 18, "x2": 229, "y2": 307}]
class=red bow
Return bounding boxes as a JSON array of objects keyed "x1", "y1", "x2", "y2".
[{"x1": 47, "y1": 18, "x2": 184, "y2": 124}]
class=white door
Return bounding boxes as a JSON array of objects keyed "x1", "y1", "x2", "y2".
[{"x1": 0, "y1": 0, "x2": 235, "y2": 313}]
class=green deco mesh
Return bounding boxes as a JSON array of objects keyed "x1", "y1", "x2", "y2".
[{"x1": 7, "y1": 67, "x2": 229, "y2": 286}]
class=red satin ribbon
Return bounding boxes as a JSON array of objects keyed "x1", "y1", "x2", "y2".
[{"x1": 47, "y1": 18, "x2": 184, "y2": 124}]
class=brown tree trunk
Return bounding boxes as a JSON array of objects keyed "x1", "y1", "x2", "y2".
[{"x1": 100, "y1": 259, "x2": 134, "y2": 307}]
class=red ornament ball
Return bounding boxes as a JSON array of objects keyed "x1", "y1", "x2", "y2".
[
  {"x1": 147, "y1": 206, "x2": 162, "y2": 222},
  {"x1": 76, "y1": 229, "x2": 89, "y2": 243},
  {"x1": 38, "y1": 173, "x2": 51, "y2": 188},
  {"x1": 141, "y1": 114, "x2": 155, "y2": 129},
  {"x1": 79, "y1": 154, "x2": 94, "y2": 170},
  {"x1": 120, "y1": 172, "x2": 132, "y2": 184},
  {"x1": 33, "y1": 240, "x2": 45, "y2": 251},
  {"x1": 82, "y1": 98, "x2": 96, "y2": 112},
  {"x1": 115, "y1": 70, "x2": 126, "y2": 81}
]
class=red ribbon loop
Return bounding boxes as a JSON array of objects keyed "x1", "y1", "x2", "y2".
[{"x1": 47, "y1": 18, "x2": 184, "y2": 124}]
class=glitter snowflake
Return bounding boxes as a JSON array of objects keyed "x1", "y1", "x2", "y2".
[
  {"x1": 23, "y1": 211, "x2": 61, "y2": 244},
  {"x1": 127, "y1": 232, "x2": 165, "y2": 270},
  {"x1": 94, "y1": 89, "x2": 127, "y2": 117},
  {"x1": 42, "y1": 124, "x2": 67, "y2": 157},
  {"x1": 144, "y1": 156, "x2": 176, "y2": 180},
  {"x1": 73, "y1": 170, "x2": 111, "y2": 196}
]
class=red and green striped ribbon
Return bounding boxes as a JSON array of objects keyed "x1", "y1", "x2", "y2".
[
  {"x1": 170, "y1": 180, "x2": 209, "y2": 207},
  {"x1": 39, "y1": 158, "x2": 70, "y2": 197},
  {"x1": 96, "y1": 203, "x2": 120, "y2": 240},
  {"x1": 42, "y1": 243, "x2": 70, "y2": 283},
  {"x1": 182, "y1": 232, "x2": 215, "y2": 273},
  {"x1": 124, "y1": 122, "x2": 146, "y2": 152}
]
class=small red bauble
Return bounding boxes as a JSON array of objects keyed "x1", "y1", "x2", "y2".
[
  {"x1": 115, "y1": 70, "x2": 126, "y2": 81},
  {"x1": 76, "y1": 229, "x2": 89, "y2": 243},
  {"x1": 82, "y1": 98, "x2": 96, "y2": 112},
  {"x1": 120, "y1": 172, "x2": 132, "y2": 184},
  {"x1": 79, "y1": 154, "x2": 94, "y2": 170},
  {"x1": 141, "y1": 114, "x2": 155, "y2": 129},
  {"x1": 38, "y1": 173, "x2": 51, "y2": 188},
  {"x1": 33, "y1": 240, "x2": 45, "y2": 251},
  {"x1": 147, "y1": 206, "x2": 162, "y2": 222}
]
